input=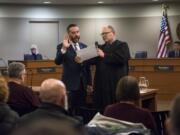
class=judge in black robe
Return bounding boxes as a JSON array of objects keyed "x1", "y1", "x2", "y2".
[{"x1": 88, "y1": 25, "x2": 130, "y2": 112}]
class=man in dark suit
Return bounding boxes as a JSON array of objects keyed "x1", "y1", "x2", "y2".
[
  {"x1": 55, "y1": 24, "x2": 92, "y2": 114},
  {"x1": 168, "y1": 41, "x2": 180, "y2": 58},
  {"x1": 24, "y1": 44, "x2": 43, "y2": 60}
]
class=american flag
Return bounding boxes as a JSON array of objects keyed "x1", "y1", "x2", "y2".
[{"x1": 156, "y1": 10, "x2": 171, "y2": 58}]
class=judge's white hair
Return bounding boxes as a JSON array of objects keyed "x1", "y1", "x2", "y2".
[{"x1": 30, "y1": 44, "x2": 39, "y2": 54}]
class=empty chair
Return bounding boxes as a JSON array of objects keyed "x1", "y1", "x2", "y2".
[{"x1": 135, "y1": 51, "x2": 147, "y2": 58}]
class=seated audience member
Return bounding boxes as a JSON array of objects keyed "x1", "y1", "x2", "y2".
[
  {"x1": 7, "y1": 62, "x2": 40, "y2": 116},
  {"x1": 24, "y1": 44, "x2": 43, "y2": 60},
  {"x1": 16, "y1": 79, "x2": 81, "y2": 129},
  {"x1": 103, "y1": 76, "x2": 158, "y2": 135},
  {"x1": 168, "y1": 41, "x2": 180, "y2": 58},
  {"x1": 0, "y1": 76, "x2": 19, "y2": 135},
  {"x1": 166, "y1": 94, "x2": 180, "y2": 135}
]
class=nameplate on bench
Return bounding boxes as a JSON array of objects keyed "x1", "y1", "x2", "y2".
[
  {"x1": 37, "y1": 67, "x2": 55, "y2": 73},
  {"x1": 129, "y1": 66, "x2": 135, "y2": 71},
  {"x1": 154, "y1": 65, "x2": 174, "y2": 72}
]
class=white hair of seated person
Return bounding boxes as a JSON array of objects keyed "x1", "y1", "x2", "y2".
[
  {"x1": 30, "y1": 44, "x2": 39, "y2": 55},
  {"x1": 40, "y1": 79, "x2": 68, "y2": 110}
]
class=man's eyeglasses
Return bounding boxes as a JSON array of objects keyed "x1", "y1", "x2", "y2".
[{"x1": 101, "y1": 31, "x2": 112, "y2": 36}]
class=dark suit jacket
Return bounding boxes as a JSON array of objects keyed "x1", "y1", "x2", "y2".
[
  {"x1": 15, "y1": 103, "x2": 82, "y2": 134},
  {"x1": 18, "y1": 103, "x2": 80, "y2": 125},
  {"x1": 7, "y1": 82, "x2": 41, "y2": 116},
  {"x1": 0, "y1": 103, "x2": 19, "y2": 135},
  {"x1": 24, "y1": 54, "x2": 43, "y2": 60},
  {"x1": 55, "y1": 42, "x2": 92, "y2": 91},
  {"x1": 168, "y1": 50, "x2": 180, "y2": 58}
]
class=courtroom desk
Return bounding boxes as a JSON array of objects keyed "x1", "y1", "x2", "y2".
[
  {"x1": 129, "y1": 58, "x2": 180, "y2": 101},
  {"x1": 0, "y1": 67, "x2": 8, "y2": 76},
  {"x1": 139, "y1": 89, "x2": 158, "y2": 111},
  {"x1": 0, "y1": 67, "x2": 8, "y2": 81},
  {"x1": 7, "y1": 58, "x2": 180, "y2": 102}
]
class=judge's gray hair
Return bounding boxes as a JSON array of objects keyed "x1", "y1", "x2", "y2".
[{"x1": 107, "y1": 25, "x2": 115, "y2": 33}]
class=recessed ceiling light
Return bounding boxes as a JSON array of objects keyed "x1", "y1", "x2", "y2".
[
  {"x1": 97, "y1": 1, "x2": 104, "y2": 4},
  {"x1": 43, "y1": 1, "x2": 51, "y2": 4},
  {"x1": 152, "y1": 0, "x2": 159, "y2": 2}
]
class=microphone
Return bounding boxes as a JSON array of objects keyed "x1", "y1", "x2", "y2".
[
  {"x1": 43, "y1": 55, "x2": 49, "y2": 60},
  {"x1": 95, "y1": 41, "x2": 99, "y2": 48}
]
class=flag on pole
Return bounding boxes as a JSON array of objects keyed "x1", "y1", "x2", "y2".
[{"x1": 156, "y1": 6, "x2": 172, "y2": 58}]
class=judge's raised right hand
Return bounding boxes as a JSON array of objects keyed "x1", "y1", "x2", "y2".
[{"x1": 62, "y1": 34, "x2": 70, "y2": 49}]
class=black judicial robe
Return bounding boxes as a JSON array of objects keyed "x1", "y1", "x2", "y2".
[{"x1": 92, "y1": 40, "x2": 130, "y2": 111}]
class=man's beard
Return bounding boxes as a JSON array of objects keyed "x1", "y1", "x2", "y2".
[{"x1": 72, "y1": 36, "x2": 80, "y2": 43}]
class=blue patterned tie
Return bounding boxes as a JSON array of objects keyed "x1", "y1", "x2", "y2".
[
  {"x1": 74, "y1": 44, "x2": 77, "y2": 51},
  {"x1": 74, "y1": 43, "x2": 79, "y2": 51}
]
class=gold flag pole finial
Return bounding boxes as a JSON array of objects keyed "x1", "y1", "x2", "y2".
[{"x1": 161, "y1": 4, "x2": 169, "y2": 13}]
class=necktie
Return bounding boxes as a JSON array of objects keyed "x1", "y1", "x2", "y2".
[
  {"x1": 74, "y1": 43, "x2": 79, "y2": 51},
  {"x1": 74, "y1": 44, "x2": 78, "y2": 51}
]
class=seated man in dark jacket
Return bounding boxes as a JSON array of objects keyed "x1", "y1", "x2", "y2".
[
  {"x1": 7, "y1": 62, "x2": 41, "y2": 116},
  {"x1": 168, "y1": 41, "x2": 180, "y2": 58},
  {"x1": 0, "y1": 76, "x2": 19, "y2": 135},
  {"x1": 16, "y1": 78, "x2": 82, "y2": 129},
  {"x1": 24, "y1": 44, "x2": 43, "y2": 60}
]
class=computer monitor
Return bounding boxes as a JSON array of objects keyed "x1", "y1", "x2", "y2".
[
  {"x1": 135, "y1": 51, "x2": 147, "y2": 58},
  {"x1": 24, "y1": 54, "x2": 34, "y2": 60}
]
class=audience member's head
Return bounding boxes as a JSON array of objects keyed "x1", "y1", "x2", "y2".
[
  {"x1": 8, "y1": 62, "x2": 26, "y2": 83},
  {"x1": 0, "y1": 76, "x2": 9, "y2": 103},
  {"x1": 116, "y1": 76, "x2": 140, "y2": 103},
  {"x1": 11, "y1": 118, "x2": 84, "y2": 135},
  {"x1": 40, "y1": 78, "x2": 68, "y2": 110},
  {"x1": 167, "y1": 94, "x2": 180, "y2": 135},
  {"x1": 101, "y1": 25, "x2": 116, "y2": 44},
  {"x1": 66, "y1": 24, "x2": 80, "y2": 43},
  {"x1": 173, "y1": 41, "x2": 180, "y2": 51},
  {"x1": 30, "y1": 44, "x2": 38, "y2": 55}
]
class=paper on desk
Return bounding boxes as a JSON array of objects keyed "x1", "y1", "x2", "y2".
[{"x1": 76, "y1": 45, "x2": 98, "y2": 62}]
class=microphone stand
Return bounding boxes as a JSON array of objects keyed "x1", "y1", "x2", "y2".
[{"x1": 28, "y1": 69, "x2": 33, "y2": 87}]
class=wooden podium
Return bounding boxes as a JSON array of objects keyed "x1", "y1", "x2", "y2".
[
  {"x1": 9, "y1": 60, "x2": 62, "y2": 86},
  {"x1": 129, "y1": 58, "x2": 180, "y2": 100}
]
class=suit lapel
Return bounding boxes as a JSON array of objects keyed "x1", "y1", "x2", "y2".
[{"x1": 79, "y1": 43, "x2": 84, "y2": 49}]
